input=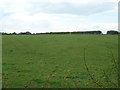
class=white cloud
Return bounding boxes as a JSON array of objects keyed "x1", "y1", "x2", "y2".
[{"x1": 0, "y1": 0, "x2": 118, "y2": 33}]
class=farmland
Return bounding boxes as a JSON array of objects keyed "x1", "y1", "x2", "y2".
[{"x1": 2, "y1": 35, "x2": 118, "y2": 88}]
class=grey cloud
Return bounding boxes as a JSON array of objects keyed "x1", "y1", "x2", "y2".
[
  {"x1": 0, "y1": 1, "x2": 116, "y2": 17},
  {"x1": 26, "y1": 2, "x2": 116, "y2": 15},
  {"x1": 0, "y1": 17, "x2": 51, "y2": 32},
  {"x1": 0, "y1": 12, "x2": 14, "y2": 19}
]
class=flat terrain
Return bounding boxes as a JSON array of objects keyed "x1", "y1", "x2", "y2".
[{"x1": 2, "y1": 35, "x2": 118, "y2": 88}]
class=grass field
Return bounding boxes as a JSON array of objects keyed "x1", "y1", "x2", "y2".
[{"x1": 2, "y1": 35, "x2": 118, "y2": 88}]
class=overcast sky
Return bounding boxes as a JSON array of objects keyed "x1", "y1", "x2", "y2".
[{"x1": 0, "y1": 0, "x2": 118, "y2": 34}]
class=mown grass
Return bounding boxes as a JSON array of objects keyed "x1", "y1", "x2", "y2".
[{"x1": 2, "y1": 35, "x2": 118, "y2": 88}]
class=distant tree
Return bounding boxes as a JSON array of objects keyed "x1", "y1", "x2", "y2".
[
  {"x1": 19, "y1": 31, "x2": 31, "y2": 35},
  {"x1": 71, "y1": 31, "x2": 102, "y2": 34},
  {"x1": 12, "y1": 32, "x2": 17, "y2": 35},
  {"x1": 107, "y1": 30, "x2": 119, "y2": 35},
  {"x1": 33, "y1": 33, "x2": 36, "y2": 35},
  {"x1": 1, "y1": 32, "x2": 8, "y2": 35},
  {"x1": 1, "y1": 31, "x2": 104, "y2": 35},
  {"x1": 26, "y1": 31, "x2": 31, "y2": 35},
  {"x1": 19, "y1": 32, "x2": 25, "y2": 35}
]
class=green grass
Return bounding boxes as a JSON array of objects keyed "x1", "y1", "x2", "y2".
[{"x1": 2, "y1": 35, "x2": 118, "y2": 88}]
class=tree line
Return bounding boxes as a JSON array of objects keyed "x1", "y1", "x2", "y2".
[{"x1": 0, "y1": 30, "x2": 119, "y2": 35}]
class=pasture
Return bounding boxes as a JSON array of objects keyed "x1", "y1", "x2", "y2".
[{"x1": 2, "y1": 35, "x2": 118, "y2": 88}]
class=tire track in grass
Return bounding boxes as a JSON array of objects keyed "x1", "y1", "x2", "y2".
[
  {"x1": 7, "y1": 36, "x2": 37, "y2": 63},
  {"x1": 6, "y1": 36, "x2": 21, "y2": 50},
  {"x1": 3, "y1": 37, "x2": 27, "y2": 87},
  {"x1": 7, "y1": 36, "x2": 40, "y2": 59},
  {"x1": 9, "y1": 36, "x2": 35, "y2": 52},
  {"x1": 3, "y1": 36, "x2": 38, "y2": 87}
]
